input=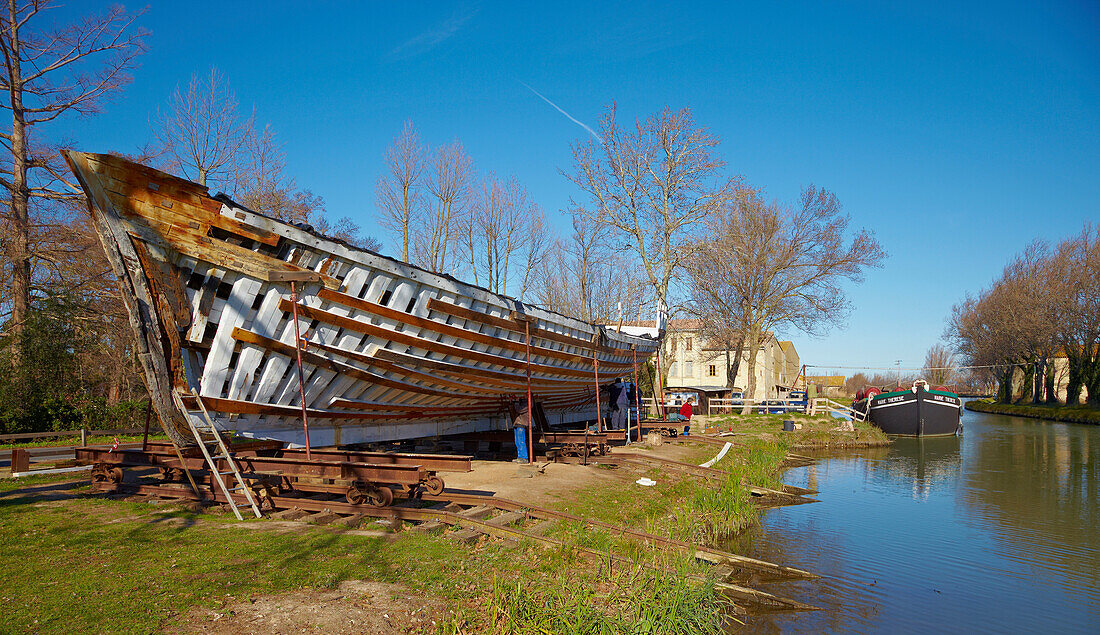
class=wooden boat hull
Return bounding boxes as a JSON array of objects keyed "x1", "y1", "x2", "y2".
[
  {"x1": 863, "y1": 386, "x2": 962, "y2": 436},
  {"x1": 65, "y1": 152, "x2": 662, "y2": 447}
]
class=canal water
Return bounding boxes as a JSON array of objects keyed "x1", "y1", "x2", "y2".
[{"x1": 732, "y1": 405, "x2": 1100, "y2": 633}]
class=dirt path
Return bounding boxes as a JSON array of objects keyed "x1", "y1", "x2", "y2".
[{"x1": 175, "y1": 580, "x2": 450, "y2": 634}]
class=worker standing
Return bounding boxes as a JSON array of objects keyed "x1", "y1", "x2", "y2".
[
  {"x1": 513, "y1": 404, "x2": 530, "y2": 464},
  {"x1": 677, "y1": 397, "x2": 695, "y2": 436}
]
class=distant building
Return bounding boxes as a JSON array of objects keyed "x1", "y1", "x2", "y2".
[
  {"x1": 806, "y1": 375, "x2": 845, "y2": 399},
  {"x1": 619, "y1": 319, "x2": 801, "y2": 407}
]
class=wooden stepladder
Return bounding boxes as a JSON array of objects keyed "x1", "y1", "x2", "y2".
[{"x1": 170, "y1": 389, "x2": 263, "y2": 520}]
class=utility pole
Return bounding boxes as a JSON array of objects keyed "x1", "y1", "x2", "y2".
[{"x1": 896, "y1": 359, "x2": 902, "y2": 389}]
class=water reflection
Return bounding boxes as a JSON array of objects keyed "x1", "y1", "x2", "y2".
[{"x1": 733, "y1": 408, "x2": 1100, "y2": 633}]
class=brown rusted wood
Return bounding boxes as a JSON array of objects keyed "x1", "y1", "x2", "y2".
[
  {"x1": 65, "y1": 151, "x2": 194, "y2": 447},
  {"x1": 371, "y1": 348, "x2": 597, "y2": 392},
  {"x1": 267, "y1": 270, "x2": 322, "y2": 283},
  {"x1": 280, "y1": 299, "x2": 633, "y2": 379},
  {"x1": 307, "y1": 341, "x2": 579, "y2": 396},
  {"x1": 321, "y1": 288, "x2": 633, "y2": 368},
  {"x1": 438, "y1": 298, "x2": 606, "y2": 351},
  {"x1": 230, "y1": 327, "x2": 489, "y2": 401}
]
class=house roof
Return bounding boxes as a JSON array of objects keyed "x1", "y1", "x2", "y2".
[{"x1": 806, "y1": 375, "x2": 845, "y2": 387}]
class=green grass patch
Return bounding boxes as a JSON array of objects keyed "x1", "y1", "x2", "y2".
[
  {"x1": 0, "y1": 434, "x2": 170, "y2": 450},
  {"x1": 0, "y1": 473, "x2": 90, "y2": 493},
  {"x1": 965, "y1": 400, "x2": 1100, "y2": 424},
  {"x1": 705, "y1": 413, "x2": 889, "y2": 448},
  {"x1": 0, "y1": 486, "x2": 737, "y2": 633},
  {"x1": 550, "y1": 439, "x2": 790, "y2": 546},
  {"x1": 486, "y1": 567, "x2": 734, "y2": 634}
]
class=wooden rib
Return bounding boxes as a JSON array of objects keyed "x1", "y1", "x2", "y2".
[
  {"x1": 231, "y1": 327, "x2": 485, "y2": 401},
  {"x1": 370, "y1": 347, "x2": 597, "y2": 390},
  {"x1": 282, "y1": 299, "x2": 607, "y2": 378},
  {"x1": 426, "y1": 297, "x2": 604, "y2": 351},
  {"x1": 184, "y1": 396, "x2": 499, "y2": 420},
  {"x1": 318, "y1": 288, "x2": 635, "y2": 368},
  {"x1": 327, "y1": 399, "x2": 506, "y2": 415},
  {"x1": 305, "y1": 340, "x2": 569, "y2": 397}
]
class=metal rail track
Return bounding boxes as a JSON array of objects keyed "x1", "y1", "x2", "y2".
[{"x1": 89, "y1": 478, "x2": 819, "y2": 612}]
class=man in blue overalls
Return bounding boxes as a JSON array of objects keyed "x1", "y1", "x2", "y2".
[{"x1": 513, "y1": 404, "x2": 530, "y2": 464}]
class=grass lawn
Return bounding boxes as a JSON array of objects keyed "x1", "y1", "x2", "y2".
[
  {"x1": 0, "y1": 416, "x2": 875, "y2": 633},
  {"x1": 0, "y1": 434, "x2": 171, "y2": 451},
  {"x1": 704, "y1": 413, "x2": 890, "y2": 448},
  {"x1": 0, "y1": 481, "x2": 735, "y2": 633}
]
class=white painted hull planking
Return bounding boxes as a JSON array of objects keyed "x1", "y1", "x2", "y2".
[{"x1": 65, "y1": 152, "x2": 662, "y2": 447}]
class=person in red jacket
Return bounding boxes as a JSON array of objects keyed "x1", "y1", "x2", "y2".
[{"x1": 674, "y1": 397, "x2": 694, "y2": 436}]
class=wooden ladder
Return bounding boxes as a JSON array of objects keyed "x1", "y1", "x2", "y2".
[{"x1": 171, "y1": 389, "x2": 263, "y2": 520}]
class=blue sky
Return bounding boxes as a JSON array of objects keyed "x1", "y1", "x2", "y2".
[{"x1": 50, "y1": 1, "x2": 1099, "y2": 374}]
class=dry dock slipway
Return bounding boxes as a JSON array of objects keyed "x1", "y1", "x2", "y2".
[{"x1": 48, "y1": 150, "x2": 835, "y2": 617}]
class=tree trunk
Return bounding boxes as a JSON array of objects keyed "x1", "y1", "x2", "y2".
[
  {"x1": 741, "y1": 330, "x2": 760, "y2": 414},
  {"x1": 997, "y1": 366, "x2": 1014, "y2": 403},
  {"x1": 726, "y1": 335, "x2": 744, "y2": 391},
  {"x1": 1044, "y1": 361, "x2": 1057, "y2": 404},
  {"x1": 6, "y1": 3, "x2": 29, "y2": 369},
  {"x1": 1066, "y1": 357, "x2": 1083, "y2": 405}
]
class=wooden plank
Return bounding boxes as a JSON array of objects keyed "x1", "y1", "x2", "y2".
[
  {"x1": 427, "y1": 297, "x2": 609, "y2": 352},
  {"x1": 306, "y1": 341, "x2": 576, "y2": 397},
  {"x1": 370, "y1": 348, "x2": 593, "y2": 388},
  {"x1": 231, "y1": 327, "x2": 490, "y2": 401},
  {"x1": 281, "y1": 300, "x2": 620, "y2": 379},
  {"x1": 320, "y1": 288, "x2": 634, "y2": 368}
]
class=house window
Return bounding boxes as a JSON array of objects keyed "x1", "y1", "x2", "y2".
[
  {"x1": 686, "y1": 338, "x2": 692, "y2": 351},
  {"x1": 670, "y1": 359, "x2": 678, "y2": 375},
  {"x1": 708, "y1": 364, "x2": 717, "y2": 377},
  {"x1": 671, "y1": 339, "x2": 677, "y2": 352},
  {"x1": 685, "y1": 361, "x2": 694, "y2": 377}
]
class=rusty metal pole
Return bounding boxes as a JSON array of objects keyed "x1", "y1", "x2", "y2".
[
  {"x1": 655, "y1": 349, "x2": 666, "y2": 421},
  {"x1": 290, "y1": 280, "x2": 312, "y2": 459},
  {"x1": 632, "y1": 346, "x2": 641, "y2": 444},
  {"x1": 594, "y1": 352, "x2": 602, "y2": 433},
  {"x1": 524, "y1": 320, "x2": 534, "y2": 464},
  {"x1": 141, "y1": 400, "x2": 153, "y2": 452}
]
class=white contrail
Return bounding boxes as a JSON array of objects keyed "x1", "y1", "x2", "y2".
[{"x1": 520, "y1": 81, "x2": 602, "y2": 143}]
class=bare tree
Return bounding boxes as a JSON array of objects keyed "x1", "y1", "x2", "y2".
[
  {"x1": 518, "y1": 206, "x2": 549, "y2": 302},
  {"x1": 535, "y1": 214, "x2": 648, "y2": 323},
  {"x1": 375, "y1": 121, "x2": 424, "y2": 262},
  {"x1": 566, "y1": 103, "x2": 736, "y2": 311},
  {"x1": 154, "y1": 67, "x2": 252, "y2": 188},
  {"x1": 460, "y1": 174, "x2": 536, "y2": 294},
  {"x1": 687, "y1": 186, "x2": 885, "y2": 408},
  {"x1": 948, "y1": 242, "x2": 1057, "y2": 403},
  {"x1": 153, "y1": 74, "x2": 378, "y2": 251},
  {"x1": 952, "y1": 230, "x2": 1100, "y2": 405},
  {"x1": 922, "y1": 343, "x2": 956, "y2": 386},
  {"x1": 0, "y1": 0, "x2": 146, "y2": 364},
  {"x1": 415, "y1": 140, "x2": 473, "y2": 273},
  {"x1": 685, "y1": 243, "x2": 746, "y2": 391}
]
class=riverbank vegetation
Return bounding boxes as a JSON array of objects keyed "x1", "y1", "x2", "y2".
[
  {"x1": 0, "y1": 422, "x2": 866, "y2": 633},
  {"x1": 965, "y1": 399, "x2": 1100, "y2": 425},
  {"x1": 705, "y1": 413, "x2": 890, "y2": 449},
  {"x1": 948, "y1": 227, "x2": 1100, "y2": 407}
]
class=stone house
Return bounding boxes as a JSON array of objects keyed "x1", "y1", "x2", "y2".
[{"x1": 653, "y1": 319, "x2": 800, "y2": 407}]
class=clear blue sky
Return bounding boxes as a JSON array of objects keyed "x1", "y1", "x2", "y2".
[{"x1": 52, "y1": 0, "x2": 1099, "y2": 374}]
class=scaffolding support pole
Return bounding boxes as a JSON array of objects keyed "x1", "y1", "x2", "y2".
[
  {"x1": 524, "y1": 319, "x2": 535, "y2": 463},
  {"x1": 290, "y1": 280, "x2": 312, "y2": 459}
]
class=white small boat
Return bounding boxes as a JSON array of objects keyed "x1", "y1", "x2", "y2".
[{"x1": 65, "y1": 152, "x2": 663, "y2": 447}]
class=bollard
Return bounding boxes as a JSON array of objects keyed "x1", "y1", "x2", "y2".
[
  {"x1": 11, "y1": 448, "x2": 30, "y2": 474},
  {"x1": 80, "y1": 428, "x2": 87, "y2": 447}
]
